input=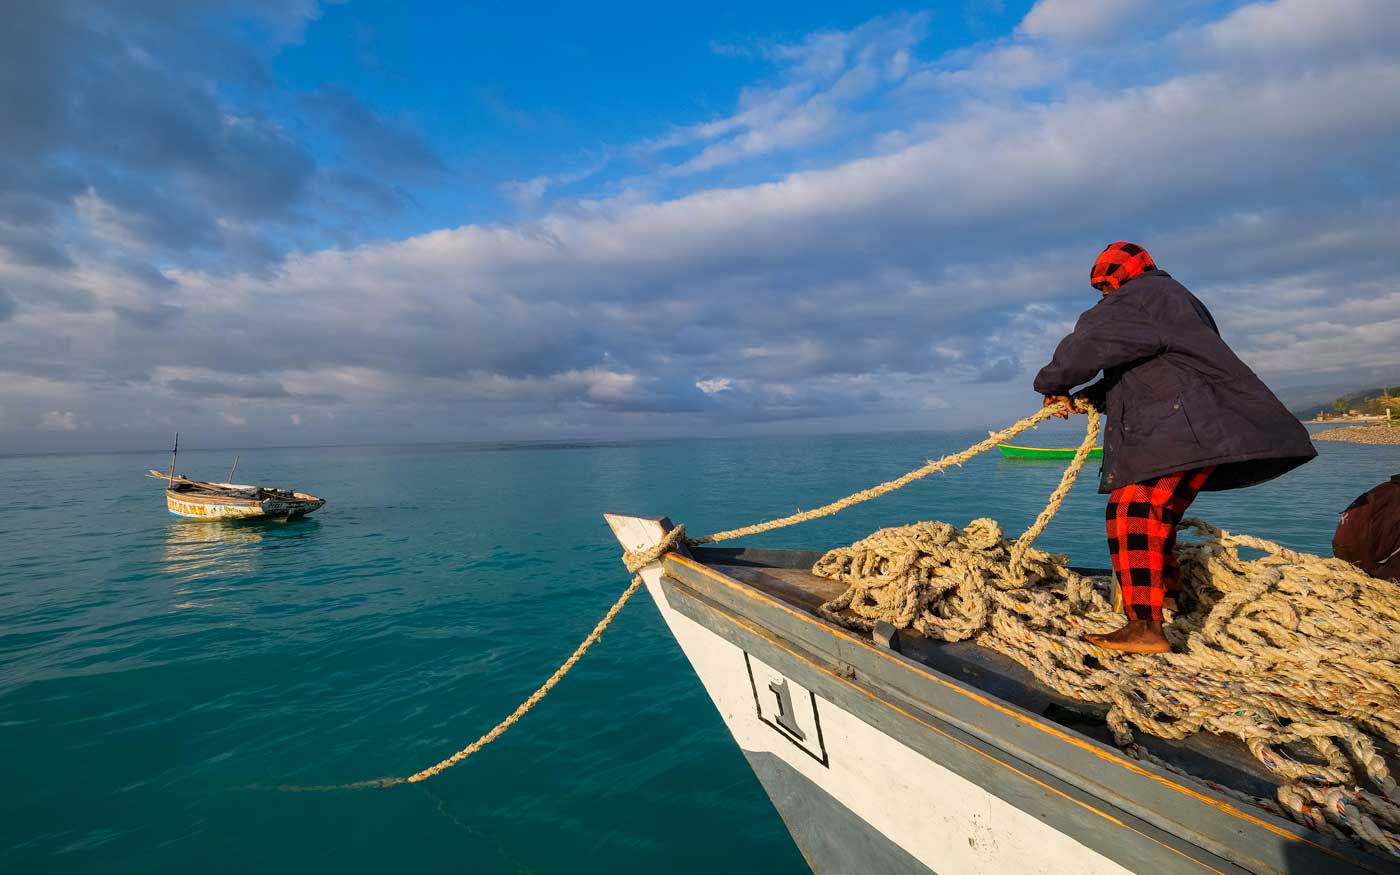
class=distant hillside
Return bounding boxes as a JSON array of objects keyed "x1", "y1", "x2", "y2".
[{"x1": 1293, "y1": 387, "x2": 1400, "y2": 420}]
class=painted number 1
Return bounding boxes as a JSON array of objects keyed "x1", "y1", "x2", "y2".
[{"x1": 768, "y1": 678, "x2": 806, "y2": 740}]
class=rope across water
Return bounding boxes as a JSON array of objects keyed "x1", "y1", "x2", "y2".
[
  {"x1": 288, "y1": 402, "x2": 1400, "y2": 859},
  {"x1": 691, "y1": 401, "x2": 1094, "y2": 546},
  {"x1": 288, "y1": 402, "x2": 1084, "y2": 791}
]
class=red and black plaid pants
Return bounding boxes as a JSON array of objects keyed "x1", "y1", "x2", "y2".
[{"x1": 1106, "y1": 467, "x2": 1215, "y2": 621}]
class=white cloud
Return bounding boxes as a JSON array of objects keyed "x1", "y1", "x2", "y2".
[
  {"x1": 37, "y1": 410, "x2": 81, "y2": 431},
  {"x1": 501, "y1": 158, "x2": 611, "y2": 210},
  {"x1": 647, "y1": 14, "x2": 927, "y2": 175},
  {"x1": 696, "y1": 378, "x2": 733, "y2": 394},
  {"x1": 1205, "y1": 0, "x2": 1400, "y2": 62},
  {"x1": 935, "y1": 43, "x2": 1069, "y2": 90},
  {"x1": 1018, "y1": 0, "x2": 1155, "y2": 43},
  {"x1": 73, "y1": 189, "x2": 150, "y2": 251}
]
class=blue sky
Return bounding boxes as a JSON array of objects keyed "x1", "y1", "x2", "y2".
[
  {"x1": 1, "y1": 0, "x2": 1398, "y2": 451},
  {"x1": 269, "y1": 1, "x2": 1037, "y2": 240}
]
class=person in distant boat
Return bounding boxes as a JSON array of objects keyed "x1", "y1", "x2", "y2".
[
  {"x1": 1333, "y1": 475, "x2": 1400, "y2": 582},
  {"x1": 1033, "y1": 242, "x2": 1316, "y2": 654}
]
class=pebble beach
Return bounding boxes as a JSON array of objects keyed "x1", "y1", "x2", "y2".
[{"x1": 1313, "y1": 424, "x2": 1400, "y2": 445}]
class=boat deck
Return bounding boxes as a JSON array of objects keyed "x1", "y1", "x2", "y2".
[
  {"x1": 169, "y1": 484, "x2": 261, "y2": 502},
  {"x1": 692, "y1": 545, "x2": 1287, "y2": 801}
]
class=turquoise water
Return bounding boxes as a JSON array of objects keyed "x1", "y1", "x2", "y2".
[{"x1": 3, "y1": 426, "x2": 1397, "y2": 873}]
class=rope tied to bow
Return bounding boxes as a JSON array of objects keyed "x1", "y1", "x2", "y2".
[{"x1": 285, "y1": 403, "x2": 1087, "y2": 791}]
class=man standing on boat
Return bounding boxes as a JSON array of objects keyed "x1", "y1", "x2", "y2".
[{"x1": 1033, "y1": 242, "x2": 1315, "y2": 654}]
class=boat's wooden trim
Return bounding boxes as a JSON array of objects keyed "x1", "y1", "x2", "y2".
[{"x1": 662, "y1": 551, "x2": 1398, "y2": 875}]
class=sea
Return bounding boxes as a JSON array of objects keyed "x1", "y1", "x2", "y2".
[{"x1": 3, "y1": 424, "x2": 1397, "y2": 874}]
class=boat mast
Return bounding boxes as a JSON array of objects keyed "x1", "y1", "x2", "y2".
[
  {"x1": 227, "y1": 454, "x2": 239, "y2": 482},
  {"x1": 167, "y1": 433, "x2": 179, "y2": 488}
]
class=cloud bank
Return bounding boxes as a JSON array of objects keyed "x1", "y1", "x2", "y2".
[{"x1": 1, "y1": 0, "x2": 1398, "y2": 450}]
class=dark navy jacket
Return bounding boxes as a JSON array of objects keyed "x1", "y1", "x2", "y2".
[{"x1": 1033, "y1": 270, "x2": 1315, "y2": 493}]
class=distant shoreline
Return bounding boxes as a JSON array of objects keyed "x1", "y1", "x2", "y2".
[{"x1": 1313, "y1": 424, "x2": 1400, "y2": 446}]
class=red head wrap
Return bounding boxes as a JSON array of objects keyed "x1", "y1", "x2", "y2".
[{"x1": 1090, "y1": 241, "x2": 1156, "y2": 292}]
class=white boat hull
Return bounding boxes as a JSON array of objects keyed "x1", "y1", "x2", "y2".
[
  {"x1": 636, "y1": 557, "x2": 1131, "y2": 874},
  {"x1": 606, "y1": 515, "x2": 1388, "y2": 875}
]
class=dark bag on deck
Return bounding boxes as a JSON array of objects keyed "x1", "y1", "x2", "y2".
[{"x1": 1333, "y1": 475, "x2": 1400, "y2": 582}]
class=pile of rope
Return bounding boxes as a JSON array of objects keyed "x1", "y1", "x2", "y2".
[{"x1": 812, "y1": 516, "x2": 1400, "y2": 856}]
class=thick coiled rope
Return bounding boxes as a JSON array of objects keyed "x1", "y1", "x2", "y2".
[{"x1": 810, "y1": 513, "x2": 1400, "y2": 856}]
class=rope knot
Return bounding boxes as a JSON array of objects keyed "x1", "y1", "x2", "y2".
[{"x1": 622, "y1": 524, "x2": 688, "y2": 574}]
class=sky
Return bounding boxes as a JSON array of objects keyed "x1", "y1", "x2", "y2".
[{"x1": 1, "y1": 0, "x2": 1398, "y2": 453}]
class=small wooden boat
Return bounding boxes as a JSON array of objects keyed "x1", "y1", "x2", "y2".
[
  {"x1": 998, "y1": 442, "x2": 1103, "y2": 460},
  {"x1": 147, "y1": 470, "x2": 325, "y2": 519},
  {"x1": 608, "y1": 514, "x2": 1396, "y2": 875},
  {"x1": 148, "y1": 435, "x2": 324, "y2": 520},
  {"x1": 148, "y1": 470, "x2": 324, "y2": 518}
]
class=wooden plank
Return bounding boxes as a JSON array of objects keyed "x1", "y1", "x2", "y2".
[{"x1": 712, "y1": 564, "x2": 847, "y2": 613}]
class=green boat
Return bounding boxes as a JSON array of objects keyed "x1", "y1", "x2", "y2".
[{"x1": 997, "y1": 443, "x2": 1103, "y2": 460}]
